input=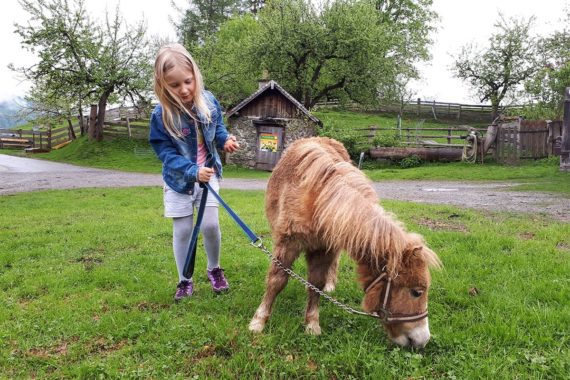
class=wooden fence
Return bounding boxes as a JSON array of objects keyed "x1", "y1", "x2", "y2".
[
  {"x1": 495, "y1": 120, "x2": 550, "y2": 163},
  {"x1": 358, "y1": 124, "x2": 488, "y2": 148},
  {"x1": 0, "y1": 124, "x2": 81, "y2": 152},
  {"x1": 362, "y1": 118, "x2": 561, "y2": 163},
  {"x1": 315, "y1": 98, "x2": 512, "y2": 122},
  {"x1": 102, "y1": 118, "x2": 149, "y2": 140}
]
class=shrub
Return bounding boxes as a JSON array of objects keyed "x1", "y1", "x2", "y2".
[
  {"x1": 400, "y1": 154, "x2": 422, "y2": 168},
  {"x1": 372, "y1": 133, "x2": 401, "y2": 147},
  {"x1": 317, "y1": 122, "x2": 362, "y2": 160}
]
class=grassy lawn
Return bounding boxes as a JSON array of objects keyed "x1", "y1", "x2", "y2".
[
  {"x1": 3, "y1": 107, "x2": 569, "y2": 193},
  {"x1": 1, "y1": 188, "x2": 569, "y2": 378}
]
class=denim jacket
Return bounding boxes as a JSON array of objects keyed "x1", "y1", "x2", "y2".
[{"x1": 149, "y1": 91, "x2": 230, "y2": 194}]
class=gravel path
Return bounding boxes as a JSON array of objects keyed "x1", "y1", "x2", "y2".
[{"x1": 1, "y1": 154, "x2": 568, "y2": 222}]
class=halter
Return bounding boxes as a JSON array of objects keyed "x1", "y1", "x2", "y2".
[{"x1": 364, "y1": 270, "x2": 429, "y2": 324}]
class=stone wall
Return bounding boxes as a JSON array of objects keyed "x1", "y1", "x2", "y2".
[{"x1": 226, "y1": 116, "x2": 318, "y2": 168}]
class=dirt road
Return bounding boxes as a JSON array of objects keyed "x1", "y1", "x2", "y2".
[{"x1": 1, "y1": 154, "x2": 568, "y2": 222}]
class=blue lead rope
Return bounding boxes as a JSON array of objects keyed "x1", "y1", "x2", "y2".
[
  {"x1": 203, "y1": 182, "x2": 259, "y2": 242},
  {"x1": 182, "y1": 181, "x2": 260, "y2": 279}
]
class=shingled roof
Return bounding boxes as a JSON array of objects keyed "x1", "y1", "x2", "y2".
[{"x1": 226, "y1": 80, "x2": 320, "y2": 125}]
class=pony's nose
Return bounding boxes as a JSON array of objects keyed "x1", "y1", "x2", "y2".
[
  {"x1": 406, "y1": 322, "x2": 431, "y2": 348},
  {"x1": 409, "y1": 335, "x2": 429, "y2": 349}
]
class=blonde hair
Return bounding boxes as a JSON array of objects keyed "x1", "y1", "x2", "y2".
[{"x1": 153, "y1": 43, "x2": 212, "y2": 138}]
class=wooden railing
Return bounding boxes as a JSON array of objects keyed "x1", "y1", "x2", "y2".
[
  {"x1": 0, "y1": 124, "x2": 81, "y2": 151},
  {"x1": 357, "y1": 125, "x2": 488, "y2": 148},
  {"x1": 315, "y1": 98, "x2": 522, "y2": 122}
]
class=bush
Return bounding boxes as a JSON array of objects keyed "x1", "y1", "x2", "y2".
[
  {"x1": 399, "y1": 154, "x2": 422, "y2": 168},
  {"x1": 317, "y1": 122, "x2": 362, "y2": 160},
  {"x1": 372, "y1": 133, "x2": 401, "y2": 148}
]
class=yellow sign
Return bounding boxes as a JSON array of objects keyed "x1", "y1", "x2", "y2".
[{"x1": 259, "y1": 133, "x2": 278, "y2": 152}]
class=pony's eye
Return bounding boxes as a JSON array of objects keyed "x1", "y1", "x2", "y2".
[{"x1": 410, "y1": 289, "x2": 424, "y2": 298}]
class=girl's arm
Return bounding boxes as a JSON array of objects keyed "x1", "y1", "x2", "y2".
[{"x1": 149, "y1": 111, "x2": 199, "y2": 183}]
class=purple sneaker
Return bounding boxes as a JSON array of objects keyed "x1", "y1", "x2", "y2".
[
  {"x1": 174, "y1": 280, "x2": 193, "y2": 301},
  {"x1": 207, "y1": 267, "x2": 229, "y2": 293}
]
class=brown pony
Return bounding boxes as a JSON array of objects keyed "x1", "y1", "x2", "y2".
[{"x1": 249, "y1": 137, "x2": 441, "y2": 348}]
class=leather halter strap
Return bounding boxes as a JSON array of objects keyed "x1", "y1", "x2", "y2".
[{"x1": 365, "y1": 271, "x2": 429, "y2": 324}]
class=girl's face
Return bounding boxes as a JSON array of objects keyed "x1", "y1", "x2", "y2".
[{"x1": 164, "y1": 65, "x2": 196, "y2": 106}]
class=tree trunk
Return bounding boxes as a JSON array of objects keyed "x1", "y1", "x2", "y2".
[
  {"x1": 93, "y1": 89, "x2": 113, "y2": 142},
  {"x1": 66, "y1": 118, "x2": 77, "y2": 140},
  {"x1": 78, "y1": 107, "x2": 85, "y2": 136},
  {"x1": 88, "y1": 104, "x2": 98, "y2": 140},
  {"x1": 491, "y1": 102, "x2": 500, "y2": 122},
  {"x1": 483, "y1": 124, "x2": 498, "y2": 154}
]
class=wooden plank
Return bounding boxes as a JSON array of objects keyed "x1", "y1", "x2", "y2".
[
  {"x1": 52, "y1": 140, "x2": 73, "y2": 150},
  {"x1": 369, "y1": 146, "x2": 463, "y2": 161},
  {"x1": 0, "y1": 137, "x2": 32, "y2": 144}
]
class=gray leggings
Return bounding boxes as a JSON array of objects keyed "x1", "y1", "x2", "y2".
[{"x1": 172, "y1": 207, "x2": 221, "y2": 282}]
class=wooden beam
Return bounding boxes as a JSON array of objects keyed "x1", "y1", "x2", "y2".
[{"x1": 369, "y1": 147, "x2": 462, "y2": 161}]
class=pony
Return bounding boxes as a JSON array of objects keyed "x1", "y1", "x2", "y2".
[{"x1": 249, "y1": 137, "x2": 441, "y2": 348}]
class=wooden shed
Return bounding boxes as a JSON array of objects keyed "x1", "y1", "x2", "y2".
[{"x1": 225, "y1": 80, "x2": 321, "y2": 170}]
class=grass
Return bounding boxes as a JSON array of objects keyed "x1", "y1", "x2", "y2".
[
  {"x1": 1, "y1": 188, "x2": 569, "y2": 378},
  {"x1": 3, "y1": 108, "x2": 569, "y2": 193},
  {"x1": 361, "y1": 157, "x2": 570, "y2": 194},
  {"x1": 7, "y1": 135, "x2": 270, "y2": 179}
]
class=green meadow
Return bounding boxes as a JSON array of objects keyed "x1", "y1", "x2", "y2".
[{"x1": 1, "y1": 188, "x2": 569, "y2": 378}]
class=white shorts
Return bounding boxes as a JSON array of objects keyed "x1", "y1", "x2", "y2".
[{"x1": 163, "y1": 176, "x2": 220, "y2": 218}]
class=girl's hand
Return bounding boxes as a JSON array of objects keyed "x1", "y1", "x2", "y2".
[
  {"x1": 198, "y1": 167, "x2": 214, "y2": 183},
  {"x1": 224, "y1": 135, "x2": 240, "y2": 153}
]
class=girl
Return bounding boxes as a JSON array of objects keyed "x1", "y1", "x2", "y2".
[{"x1": 149, "y1": 44, "x2": 239, "y2": 301}]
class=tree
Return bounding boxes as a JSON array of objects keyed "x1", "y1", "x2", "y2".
[
  {"x1": 11, "y1": 0, "x2": 153, "y2": 141},
  {"x1": 452, "y1": 15, "x2": 540, "y2": 120},
  {"x1": 174, "y1": 0, "x2": 436, "y2": 109},
  {"x1": 193, "y1": 15, "x2": 262, "y2": 107},
  {"x1": 525, "y1": 10, "x2": 570, "y2": 119},
  {"x1": 173, "y1": 0, "x2": 249, "y2": 46},
  {"x1": 248, "y1": 0, "x2": 437, "y2": 108}
]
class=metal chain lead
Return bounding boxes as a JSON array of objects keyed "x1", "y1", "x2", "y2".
[{"x1": 251, "y1": 239, "x2": 386, "y2": 320}]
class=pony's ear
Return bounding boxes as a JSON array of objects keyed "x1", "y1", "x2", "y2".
[{"x1": 422, "y1": 245, "x2": 443, "y2": 269}]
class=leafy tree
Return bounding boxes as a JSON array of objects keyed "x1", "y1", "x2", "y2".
[
  {"x1": 194, "y1": 15, "x2": 262, "y2": 106},
  {"x1": 227, "y1": 0, "x2": 435, "y2": 108},
  {"x1": 525, "y1": 10, "x2": 570, "y2": 119},
  {"x1": 11, "y1": 0, "x2": 153, "y2": 141},
  {"x1": 173, "y1": 0, "x2": 250, "y2": 46},
  {"x1": 175, "y1": 0, "x2": 436, "y2": 109},
  {"x1": 452, "y1": 15, "x2": 540, "y2": 120}
]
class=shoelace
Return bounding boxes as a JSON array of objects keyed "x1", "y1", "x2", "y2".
[{"x1": 213, "y1": 270, "x2": 224, "y2": 282}]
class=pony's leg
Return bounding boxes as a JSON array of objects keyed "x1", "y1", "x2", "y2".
[
  {"x1": 323, "y1": 252, "x2": 341, "y2": 292},
  {"x1": 304, "y1": 250, "x2": 339, "y2": 335},
  {"x1": 249, "y1": 239, "x2": 300, "y2": 333}
]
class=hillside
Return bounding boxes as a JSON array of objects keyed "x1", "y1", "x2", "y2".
[{"x1": 0, "y1": 99, "x2": 28, "y2": 129}]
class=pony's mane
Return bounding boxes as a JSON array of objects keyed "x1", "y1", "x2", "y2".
[{"x1": 294, "y1": 140, "x2": 413, "y2": 275}]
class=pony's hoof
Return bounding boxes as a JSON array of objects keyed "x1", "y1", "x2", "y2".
[
  {"x1": 305, "y1": 322, "x2": 321, "y2": 335},
  {"x1": 323, "y1": 282, "x2": 336, "y2": 292},
  {"x1": 249, "y1": 318, "x2": 265, "y2": 333}
]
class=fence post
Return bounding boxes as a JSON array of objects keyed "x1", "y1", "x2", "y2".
[
  {"x1": 457, "y1": 104, "x2": 462, "y2": 120},
  {"x1": 560, "y1": 87, "x2": 570, "y2": 171},
  {"x1": 126, "y1": 116, "x2": 132, "y2": 138},
  {"x1": 88, "y1": 104, "x2": 98, "y2": 140},
  {"x1": 447, "y1": 127, "x2": 451, "y2": 145},
  {"x1": 47, "y1": 125, "x2": 52, "y2": 150},
  {"x1": 417, "y1": 98, "x2": 421, "y2": 116}
]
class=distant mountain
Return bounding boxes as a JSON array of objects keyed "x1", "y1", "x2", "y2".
[{"x1": 0, "y1": 99, "x2": 28, "y2": 129}]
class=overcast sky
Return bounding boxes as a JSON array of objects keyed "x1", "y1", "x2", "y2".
[{"x1": 1, "y1": 0, "x2": 568, "y2": 104}]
